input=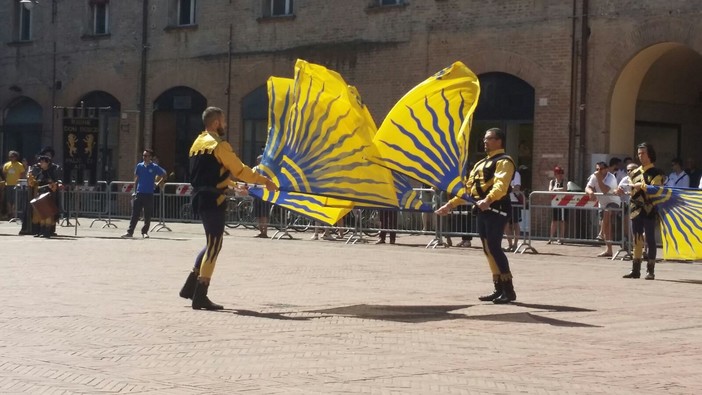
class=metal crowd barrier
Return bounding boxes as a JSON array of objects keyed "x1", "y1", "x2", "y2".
[
  {"x1": 0, "y1": 180, "x2": 653, "y2": 258},
  {"x1": 527, "y1": 191, "x2": 629, "y2": 260}
]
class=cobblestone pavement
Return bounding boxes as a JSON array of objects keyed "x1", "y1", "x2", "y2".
[{"x1": 1, "y1": 219, "x2": 701, "y2": 394}]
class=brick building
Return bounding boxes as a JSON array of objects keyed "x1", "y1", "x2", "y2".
[{"x1": 2, "y1": 0, "x2": 701, "y2": 190}]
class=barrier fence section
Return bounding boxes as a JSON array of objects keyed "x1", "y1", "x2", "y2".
[
  {"x1": 527, "y1": 191, "x2": 630, "y2": 260},
  {"x1": 60, "y1": 181, "x2": 112, "y2": 228},
  {"x1": 3, "y1": 181, "x2": 649, "y2": 258},
  {"x1": 10, "y1": 180, "x2": 29, "y2": 223}
]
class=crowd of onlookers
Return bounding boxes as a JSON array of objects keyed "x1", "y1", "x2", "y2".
[{"x1": 3, "y1": 149, "x2": 702, "y2": 252}]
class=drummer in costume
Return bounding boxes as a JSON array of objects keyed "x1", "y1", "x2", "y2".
[
  {"x1": 179, "y1": 107, "x2": 277, "y2": 310},
  {"x1": 27, "y1": 155, "x2": 63, "y2": 238},
  {"x1": 436, "y1": 128, "x2": 517, "y2": 304},
  {"x1": 621, "y1": 142, "x2": 665, "y2": 280}
]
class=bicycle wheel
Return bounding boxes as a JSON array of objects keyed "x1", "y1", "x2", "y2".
[
  {"x1": 225, "y1": 198, "x2": 240, "y2": 228},
  {"x1": 237, "y1": 199, "x2": 257, "y2": 229},
  {"x1": 289, "y1": 212, "x2": 313, "y2": 232},
  {"x1": 361, "y1": 209, "x2": 381, "y2": 237}
]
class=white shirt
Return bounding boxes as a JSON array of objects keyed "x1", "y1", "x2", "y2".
[
  {"x1": 666, "y1": 171, "x2": 689, "y2": 188},
  {"x1": 617, "y1": 176, "x2": 631, "y2": 204},
  {"x1": 586, "y1": 172, "x2": 620, "y2": 207},
  {"x1": 510, "y1": 171, "x2": 522, "y2": 203},
  {"x1": 615, "y1": 169, "x2": 628, "y2": 184}
]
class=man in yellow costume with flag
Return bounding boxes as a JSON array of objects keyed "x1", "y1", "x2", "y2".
[
  {"x1": 436, "y1": 128, "x2": 517, "y2": 304},
  {"x1": 179, "y1": 107, "x2": 277, "y2": 310}
]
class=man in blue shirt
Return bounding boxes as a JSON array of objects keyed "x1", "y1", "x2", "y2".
[{"x1": 121, "y1": 149, "x2": 167, "y2": 238}]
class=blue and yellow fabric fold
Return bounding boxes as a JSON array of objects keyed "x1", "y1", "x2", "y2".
[
  {"x1": 370, "y1": 61, "x2": 480, "y2": 202},
  {"x1": 251, "y1": 60, "x2": 432, "y2": 225},
  {"x1": 645, "y1": 185, "x2": 702, "y2": 260}
]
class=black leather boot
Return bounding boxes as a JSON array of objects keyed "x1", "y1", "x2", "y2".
[
  {"x1": 478, "y1": 281, "x2": 503, "y2": 301},
  {"x1": 623, "y1": 259, "x2": 641, "y2": 278},
  {"x1": 645, "y1": 260, "x2": 655, "y2": 280},
  {"x1": 493, "y1": 279, "x2": 516, "y2": 304},
  {"x1": 179, "y1": 271, "x2": 199, "y2": 299},
  {"x1": 192, "y1": 281, "x2": 223, "y2": 310}
]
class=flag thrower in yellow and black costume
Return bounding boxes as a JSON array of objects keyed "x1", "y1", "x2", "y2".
[
  {"x1": 370, "y1": 61, "x2": 480, "y2": 202},
  {"x1": 645, "y1": 185, "x2": 702, "y2": 260},
  {"x1": 250, "y1": 60, "x2": 431, "y2": 225}
]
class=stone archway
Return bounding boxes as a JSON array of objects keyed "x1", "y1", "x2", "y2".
[
  {"x1": 2, "y1": 97, "x2": 43, "y2": 163},
  {"x1": 609, "y1": 43, "x2": 702, "y2": 176}
]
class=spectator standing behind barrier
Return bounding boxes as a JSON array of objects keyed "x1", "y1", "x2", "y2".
[
  {"x1": 547, "y1": 165, "x2": 567, "y2": 244},
  {"x1": 121, "y1": 149, "x2": 166, "y2": 239},
  {"x1": 179, "y1": 107, "x2": 277, "y2": 310},
  {"x1": 375, "y1": 209, "x2": 397, "y2": 244},
  {"x1": 504, "y1": 169, "x2": 522, "y2": 252},
  {"x1": 252, "y1": 155, "x2": 272, "y2": 238},
  {"x1": 620, "y1": 142, "x2": 665, "y2": 280},
  {"x1": 586, "y1": 161, "x2": 620, "y2": 258},
  {"x1": 3, "y1": 151, "x2": 25, "y2": 219},
  {"x1": 665, "y1": 157, "x2": 689, "y2": 188},
  {"x1": 436, "y1": 128, "x2": 517, "y2": 304}
]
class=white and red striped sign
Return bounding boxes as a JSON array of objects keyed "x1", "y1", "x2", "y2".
[
  {"x1": 551, "y1": 193, "x2": 598, "y2": 207},
  {"x1": 175, "y1": 184, "x2": 192, "y2": 196}
]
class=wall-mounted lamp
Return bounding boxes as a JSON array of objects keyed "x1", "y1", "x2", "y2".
[{"x1": 20, "y1": 0, "x2": 38, "y2": 10}]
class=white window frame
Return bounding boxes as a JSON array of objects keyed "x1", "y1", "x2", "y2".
[
  {"x1": 177, "y1": 0, "x2": 196, "y2": 26},
  {"x1": 270, "y1": 0, "x2": 294, "y2": 16},
  {"x1": 18, "y1": 6, "x2": 32, "y2": 41},
  {"x1": 92, "y1": 2, "x2": 110, "y2": 35}
]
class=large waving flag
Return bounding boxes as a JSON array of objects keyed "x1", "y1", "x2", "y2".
[
  {"x1": 270, "y1": 60, "x2": 399, "y2": 207},
  {"x1": 260, "y1": 59, "x2": 431, "y2": 213},
  {"x1": 370, "y1": 62, "x2": 480, "y2": 201},
  {"x1": 646, "y1": 185, "x2": 702, "y2": 260},
  {"x1": 252, "y1": 77, "x2": 351, "y2": 225}
]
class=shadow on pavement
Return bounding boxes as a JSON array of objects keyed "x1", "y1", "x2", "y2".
[
  {"x1": 656, "y1": 279, "x2": 702, "y2": 286},
  {"x1": 308, "y1": 303, "x2": 601, "y2": 327}
]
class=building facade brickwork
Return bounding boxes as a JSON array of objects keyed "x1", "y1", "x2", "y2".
[{"x1": 1, "y1": 0, "x2": 701, "y2": 189}]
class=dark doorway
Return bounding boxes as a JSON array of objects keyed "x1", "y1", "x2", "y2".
[
  {"x1": 152, "y1": 87, "x2": 207, "y2": 182},
  {"x1": 472, "y1": 72, "x2": 535, "y2": 191}
]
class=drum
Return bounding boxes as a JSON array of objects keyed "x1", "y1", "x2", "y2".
[{"x1": 30, "y1": 192, "x2": 59, "y2": 219}]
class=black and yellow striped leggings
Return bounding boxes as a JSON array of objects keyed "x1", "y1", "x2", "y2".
[{"x1": 193, "y1": 206, "x2": 226, "y2": 279}]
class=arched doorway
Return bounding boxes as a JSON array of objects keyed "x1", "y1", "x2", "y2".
[
  {"x1": 472, "y1": 72, "x2": 535, "y2": 190},
  {"x1": 610, "y1": 43, "x2": 702, "y2": 185},
  {"x1": 2, "y1": 97, "x2": 43, "y2": 163},
  {"x1": 241, "y1": 85, "x2": 268, "y2": 167},
  {"x1": 76, "y1": 91, "x2": 121, "y2": 181},
  {"x1": 152, "y1": 87, "x2": 207, "y2": 181}
]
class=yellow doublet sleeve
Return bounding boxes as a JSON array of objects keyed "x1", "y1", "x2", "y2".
[
  {"x1": 214, "y1": 142, "x2": 269, "y2": 185},
  {"x1": 485, "y1": 159, "x2": 514, "y2": 203},
  {"x1": 446, "y1": 169, "x2": 477, "y2": 208}
]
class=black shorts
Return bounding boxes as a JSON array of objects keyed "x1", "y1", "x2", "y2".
[
  {"x1": 507, "y1": 207, "x2": 521, "y2": 224},
  {"x1": 5, "y1": 186, "x2": 17, "y2": 205},
  {"x1": 552, "y1": 207, "x2": 568, "y2": 221}
]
